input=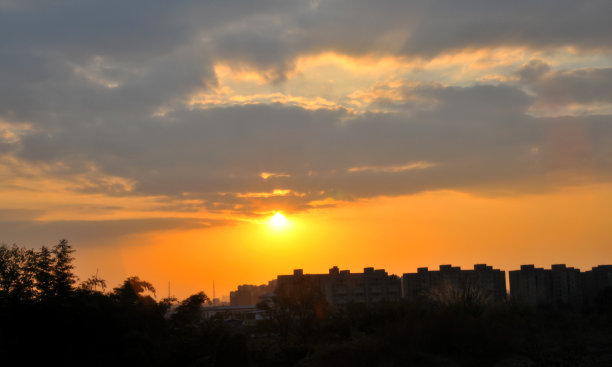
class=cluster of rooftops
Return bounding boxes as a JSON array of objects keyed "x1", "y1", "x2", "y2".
[{"x1": 229, "y1": 264, "x2": 612, "y2": 308}]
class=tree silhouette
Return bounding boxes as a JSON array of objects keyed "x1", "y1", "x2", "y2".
[
  {"x1": 427, "y1": 278, "x2": 489, "y2": 312},
  {"x1": 259, "y1": 275, "x2": 331, "y2": 339},
  {"x1": 159, "y1": 295, "x2": 179, "y2": 315},
  {"x1": 51, "y1": 239, "x2": 77, "y2": 298},
  {"x1": 79, "y1": 273, "x2": 107, "y2": 293},
  {"x1": 34, "y1": 245, "x2": 54, "y2": 299},
  {"x1": 0, "y1": 244, "x2": 36, "y2": 302},
  {"x1": 112, "y1": 276, "x2": 156, "y2": 305},
  {"x1": 171, "y1": 291, "x2": 210, "y2": 325}
]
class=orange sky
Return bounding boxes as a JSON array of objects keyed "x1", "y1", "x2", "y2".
[{"x1": 73, "y1": 183, "x2": 612, "y2": 300}]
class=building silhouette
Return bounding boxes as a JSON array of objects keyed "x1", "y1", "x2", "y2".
[
  {"x1": 508, "y1": 265, "x2": 551, "y2": 305},
  {"x1": 509, "y1": 264, "x2": 583, "y2": 306},
  {"x1": 229, "y1": 263, "x2": 612, "y2": 309},
  {"x1": 276, "y1": 266, "x2": 401, "y2": 306},
  {"x1": 508, "y1": 264, "x2": 612, "y2": 307},
  {"x1": 402, "y1": 264, "x2": 506, "y2": 303},
  {"x1": 582, "y1": 265, "x2": 612, "y2": 307},
  {"x1": 510, "y1": 264, "x2": 612, "y2": 307}
]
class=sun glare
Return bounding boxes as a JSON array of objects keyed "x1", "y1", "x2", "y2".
[{"x1": 269, "y1": 212, "x2": 288, "y2": 229}]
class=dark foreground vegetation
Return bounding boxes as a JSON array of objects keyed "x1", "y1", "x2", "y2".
[{"x1": 1, "y1": 241, "x2": 611, "y2": 366}]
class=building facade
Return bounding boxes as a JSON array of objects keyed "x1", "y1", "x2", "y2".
[
  {"x1": 581, "y1": 265, "x2": 612, "y2": 307},
  {"x1": 276, "y1": 266, "x2": 401, "y2": 307},
  {"x1": 230, "y1": 280, "x2": 277, "y2": 306},
  {"x1": 402, "y1": 264, "x2": 506, "y2": 303},
  {"x1": 232, "y1": 263, "x2": 612, "y2": 310},
  {"x1": 509, "y1": 264, "x2": 583, "y2": 306}
]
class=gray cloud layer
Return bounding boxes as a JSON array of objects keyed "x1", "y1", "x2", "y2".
[
  {"x1": 0, "y1": 217, "x2": 228, "y2": 248},
  {"x1": 519, "y1": 61, "x2": 612, "y2": 107},
  {"x1": 1, "y1": 1, "x2": 612, "y2": 218},
  {"x1": 10, "y1": 84, "x2": 612, "y2": 213}
]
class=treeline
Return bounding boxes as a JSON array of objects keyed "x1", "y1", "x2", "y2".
[
  {"x1": 0, "y1": 240, "x2": 246, "y2": 366},
  {"x1": 1, "y1": 241, "x2": 611, "y2": 366},
  {"x1": 0, "y1": 239, "x2": 77, "y2": 301}
]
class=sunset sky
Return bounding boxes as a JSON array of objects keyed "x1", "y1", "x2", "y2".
[{"x1": 1, "y1": 1, "x2": 611, "y2": 300}]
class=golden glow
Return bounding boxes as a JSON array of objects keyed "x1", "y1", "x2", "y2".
[
  {"x1": 260, "y1": 172, "x2": 291, "y2": 180},
  {"x1": 237, "y1": 189, "x2": 294, "y2": 198},
  {"x1": 105, "y1": 184, "x2": 612, "y2": 300},
  {"x1": 347, "y1": 161, "x2": 436, "y2": 173},
  {"x1": 269, "y1": 212, "x2": 288, "y2": 229}
]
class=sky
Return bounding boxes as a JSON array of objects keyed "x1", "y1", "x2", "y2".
[{"x1": 1, "y1": 0, "x2": 611, "y2": 300}]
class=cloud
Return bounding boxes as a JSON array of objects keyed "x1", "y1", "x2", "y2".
[
  {"x1": 1, "y1": 1, "x2": 612, "y2": 219},
  {"x1": 0, "y1": 208, "x2": 44, "y2": 221},
  {"x1": 0, "y1": 217, "x2": 230, "y2": 248},
  {"x1": 209, "y1": 0, "x2": 612, "y2": 73},
  {"x1": 518, "y1": 61, "x2": 612, "y2": 107},
  {"x1": 4, "y1": 82, "x2": 610, "y2": 215},
  {"x1": 348, "y1": 161, "x2": 436, "y2": 173},
  {"x1": 2, "y1": 1, "x2": 611, "y2": 108},
  {"x1": 260, "y1": 172, "x2": 291, "y2": 180}
]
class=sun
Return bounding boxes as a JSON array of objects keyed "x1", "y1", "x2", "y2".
[{"x1": 269, "y1": 212, "x2": 288, "y2": 229}]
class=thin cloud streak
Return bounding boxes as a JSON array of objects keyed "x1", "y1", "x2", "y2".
[{"x1": 348, "y1": 161, "x2": 436, "y2": 173}]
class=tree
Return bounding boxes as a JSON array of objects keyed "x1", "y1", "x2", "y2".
[
  {"x1": 0, "y1": 244, "x2": 37, "y2": 302},
  {"x1": 259, "y1": 275, "x2": 331, "y2": 339},
  {"x1": 171, "y1": 291, "x2": 210, "y2": 325},
  {"x1": 34, "y1": 246, "x2": 54, "y2": 299},
  {"x1": 79, "y1": 272, "x2": 107, "y2": 293},
  {"x1": 427, "y1": 278, "x2": 489, "y2": 314},
  {"x1": 51, "y1": 239, "x2": 77, "y2": 298},
  {"x1": 159, "y1": 296, "x2": 178, "y2": 315},
  {"x1": 112, "y1": 276, "x2": 156, "y2": 305}
]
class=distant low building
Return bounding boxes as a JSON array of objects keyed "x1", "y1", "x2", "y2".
[
  {"x1": 276, "y1": 266, "x2": 401, "y2": 307},
  {"x1": 202, "y1": 305, "x2": 268, "y2": 326},
  {"x1": 402, "y1": 264, "x2": 506, "y2": 303},
  {"x1": 230, "y1": 280, "x2": 277, "y2": 306}
]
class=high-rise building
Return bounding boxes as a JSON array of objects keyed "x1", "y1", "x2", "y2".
[
  {"x1": 402, "y1": 264, "x2": 506, "y2": 303},
  {"x1": 581, "y1": 265, "x2": 612, "y2": 307},
  {"x1": 509, "y1": 264, "x2": 582, "y2": 306},
  {"x1": 276, "y1": 266, "x2": 401, "y2": 306}
]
